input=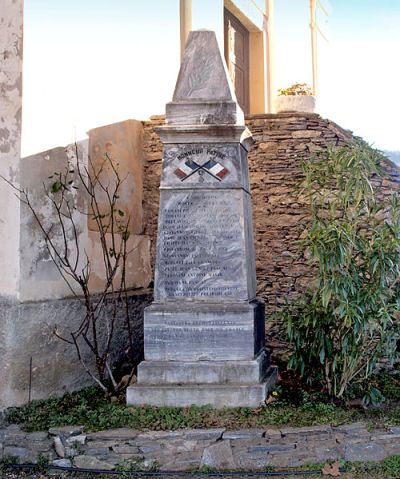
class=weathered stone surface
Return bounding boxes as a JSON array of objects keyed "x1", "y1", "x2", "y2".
[
  {"x1": 291, "y1": 130, "x2": 322, "y2": 138},
  {"x1": 264, "y1": 429, "x2": 282, "y2": 439},
  {"x1": 143, "y1": 301, "x2": 265, "y2": 361},
  {"x1": 64, "y1": 446, "x2": 79, "y2": 458},
  {"x1": 344, "y1": 443, "x2": 387, "y2": 462},
  {"x1": 88, "y1": 120, "x2": 144, "y2": 235},
  {"x1": 86, "y1": 428, "x2": 139, "y2": 441},
  {"x1": 166, "y1": 31, "x2": 243, "y2": 126},
  {"x1": 49, "y1": 426, "x2": 84, "y2": 437},
  {"x1": 160, "y1": 451, "x2": 203, "y2": 471},
  {"x1": 73, "y1": 454, "x2": 115, "y2": 470},
  {"x1": 138, "y1": 443, "x2": 163, "y2": 454},
  {"x1": 53, "y1": 437, "x2": 65, "y2": 458},
  {"x1": 281, "y1": 425, "x2": 333, "y2": 436},
  {"x1": 86, "y1": 441, "x2": 117, "y2": 449},
  {"x1": 87, "y1": 231, "x2": 152, "y2": 292},
  {"x1": 235, "y1": 452, "x2": 268, "y2": 470},
  {"x1": 127, "y1": 381, "x2": 271, "y2": 408},
  {"x1": 138, "y1": 354, "x2": 269, "y2": 385},
  {"x1": 135, "y1": 430, "x2": 186, "y2": 442},
  {"x1": 52, "y1": 458, "x2": 72, "y2": 468},
  {"x1": 266, "y1": 453, "x2": 305, "y2": 468},
  {"x1": 0, "y1": 291, "x2": 151, "y2": 410},
  {"x1": 163, "y1": 440, "x2": 199, "y2": 453},
  {"x1": 335, "y1": 422, "x2": 368, "y2": 434},
  {"x1": 27, "y1": 432, "x2": 48, "y2": 442},
  {"x1": 19, "y1": 142, "x2": 88, "y2": 302},
  {"x1": 0, "y1": 0, "x2": 23, "y2": 301},
  {"x1": 201, "y1": 441, "x2": 236, "y2": 470},
  {"x1": 372, "y1": 433, "x2": 400, "y2": 443},
  {"x1": 223, "y1": 429, "x2": 265, "y2": 440},
  {"x1": 182, "y1": 429, "x2": 225, "y2": 441},
  {"x1": 3, "y1": 426, "x2": 26, "y2": 446},
  {"x1": 154, "y1": 188, "x2": 256, "y2": 302},
  {"x1": 2, "y1": 423, "x2": 400, "y2": 471},
  {"x1": 85, "y1": 447, "x2": 110, "y2": 457},
  {"x1": 248, "y1": 443, "x2": 295, "y2": 453},
  {"x1": 315, "y1": 445, "x2": 343, "y2": 461},
  {"x1": 66, "y1": 434, "x2": 86, "y2": 446},
  {"x1": 112, "y1": 445, "x2": 140, "y2": 455},
  {"x1": 3, "y1": 446, "x2": 32, "y2": 463},
  {"x1": 382, "y1": 442, "x2": 400, "y2": 455}
]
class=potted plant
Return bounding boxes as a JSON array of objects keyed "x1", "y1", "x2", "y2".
[{"x1": 274, "y1": 83, "x2": 316, "y2": 113}]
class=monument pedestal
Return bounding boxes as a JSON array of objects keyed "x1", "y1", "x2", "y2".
[
  {"x1": 127, "y1": 30, "x2": 276, "y2": 408},
  {"x1": 128, "y1": 300, "x2": 277, "y2": 407}
]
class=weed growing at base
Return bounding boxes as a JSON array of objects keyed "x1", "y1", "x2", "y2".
[{"x1": 5, "y1": 385, "x2": 400, "y2": 433}]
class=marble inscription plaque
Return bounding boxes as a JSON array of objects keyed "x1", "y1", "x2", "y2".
[{"x1": 154, "y1": 189, "x2": 249, "y2": 300}]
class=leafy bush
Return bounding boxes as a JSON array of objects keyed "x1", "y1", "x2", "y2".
[{"x1": 282, "y1": 140, "x2": 400, "y2": 398}]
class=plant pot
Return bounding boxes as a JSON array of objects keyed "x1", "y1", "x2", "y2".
[{"x1": 274, "y1": 95, "x2": 316, "y2": 113}]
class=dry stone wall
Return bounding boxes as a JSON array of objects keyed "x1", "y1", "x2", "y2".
[
  {"x1": 246, "y1": 113, "x2": 353, "y2": 313},
  {"x1": 143, "y1": 113, "x2": 354, "y2": 308},
  {"x1": 142, "y1": 115, "x2": 165, "y2": 269},
  {"x1": 142, "y1": 113, "x2": 400, "y2": 313},
  {"x1": 1, "y1": 423, "x2": 399, "y2": 471},
  {"x1": 142, "y1": 113, "x2": 400, "y2": 360}
]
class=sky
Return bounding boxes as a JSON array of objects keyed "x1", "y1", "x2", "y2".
[{"x1": 21, "y1": 0, "x2": 400, "y2": 156}]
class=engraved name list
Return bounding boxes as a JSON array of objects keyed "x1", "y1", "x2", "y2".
[{"x1": 156, "y1": 190, "x2": 246, "y2": 299}]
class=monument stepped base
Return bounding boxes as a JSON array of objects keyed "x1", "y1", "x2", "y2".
[
  {"x1": 127, "y1": 365, "x2": 277, "y2": 408},
  {"x1": 136, "y1": 350, "x2": 271, "y2": 384}
]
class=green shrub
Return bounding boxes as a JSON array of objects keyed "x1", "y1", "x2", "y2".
[{"x1": 282, "y1": 140, "x2": 400, "y2": 398}]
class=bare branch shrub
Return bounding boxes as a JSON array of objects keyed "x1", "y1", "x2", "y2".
[{"x1": 3, "y1": 144, "x2": 138, "y2": 395}]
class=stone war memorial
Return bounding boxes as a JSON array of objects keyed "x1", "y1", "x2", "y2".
[{"x1": 127, "y1": 30, "x2": 276, "y2": 408}]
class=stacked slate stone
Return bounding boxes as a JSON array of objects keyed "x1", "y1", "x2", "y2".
[
  {"x1": 127, "y1": 30, "x2": 276, "y2": 408},
  {"x1": 2, "y1": 423, "x2": 400, "y2": 471},
  {"x1": 142, "y1": 112, "x2": 400, "y2": 363}
]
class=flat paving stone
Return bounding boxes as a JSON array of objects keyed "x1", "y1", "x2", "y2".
[
  {"x1": 223, "y1": 429, "x2": 265, "y2": 440},
  {"x1": 86, "y1": 428, "x2": 138, "y2": 441},
  {"x1": 201, "y1": 441, "x2": 236, "y2": 470},
  {"x1": 73, "y1": 454, "x2": 115, "y2": 470},
  {"x1": 48, "y1": 426, "x2": 84, "y2": 437},
  {"x1": 345, "y1": 442, "x2": 387, "y2": 462}
]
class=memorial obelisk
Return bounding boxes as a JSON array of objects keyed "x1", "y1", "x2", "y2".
[{"x1": 127, "y1": 30, "x2": 276, "y2": 407}]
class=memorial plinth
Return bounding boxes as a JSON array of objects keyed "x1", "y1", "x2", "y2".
[{"x1": 127, "y1": 30, "x2": 276, "y2": 408}]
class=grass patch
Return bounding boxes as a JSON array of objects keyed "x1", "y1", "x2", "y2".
[
  {"x1": 338, "y1": 455, "x2": 400, "y2": 478},
  {"x1": 5, "y1": 385, "x2": 400, "y2": 433},
  {"x1": 6, "y1": 367, "x2": 400, "y2": 434}
]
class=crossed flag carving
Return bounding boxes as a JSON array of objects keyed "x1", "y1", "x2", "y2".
[{"x1": 174, "y1": 158, "x2": 229, "y2": 182}]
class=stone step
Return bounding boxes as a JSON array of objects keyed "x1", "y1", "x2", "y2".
[
  {"x1": 127, "y1": 367, "x2": 277, "y2": 408},
  {"x1": 138, "y1": 350, "x2": 271, "y2": 385}
]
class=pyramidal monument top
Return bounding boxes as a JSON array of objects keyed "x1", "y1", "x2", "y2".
[{"x1": 166, "y1": 30, "x2": 244, "y2": 126}]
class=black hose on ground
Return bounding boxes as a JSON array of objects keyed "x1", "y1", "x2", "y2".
[{"x1": 6, "y1": 462, "x2": 342, "y2": 477}]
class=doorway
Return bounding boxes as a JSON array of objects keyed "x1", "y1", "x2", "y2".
[{"x1": 224, "y1": 8, "x2": 250, "y2": 115}]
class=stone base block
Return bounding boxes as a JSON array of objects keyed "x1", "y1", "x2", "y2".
[
  {"x1": 137, "y1": 350, "x2": 271, "y2": 385},
  {"x1": 127, "y1": 367, "x2": 277, "y2": 408},
  {"x1": 144, "y1": 300, "x2": 265, "y2": 361}
]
